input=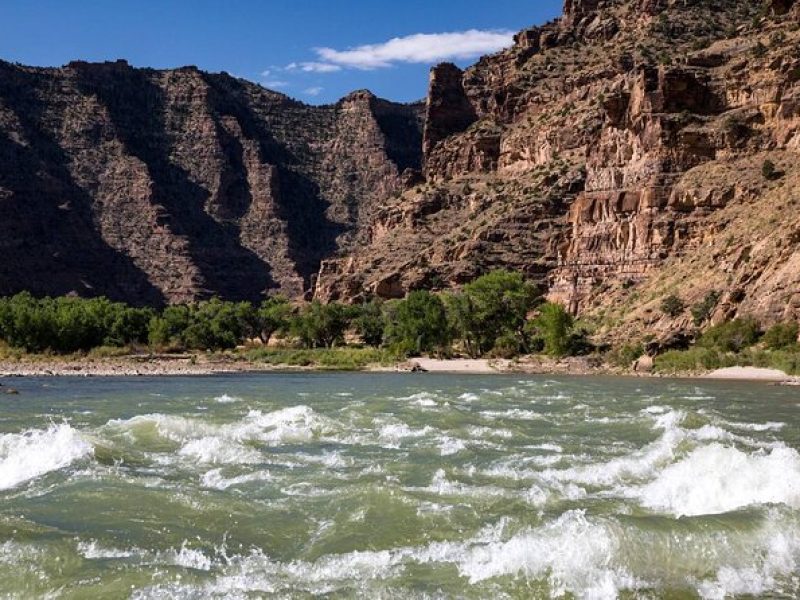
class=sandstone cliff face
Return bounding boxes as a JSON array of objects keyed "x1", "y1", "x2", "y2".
[
  {"x1": 316, "y1": 0, "x2": 800, "y2": 340},
  {"x1": 0, "y1": 60, "x2": 422, "y2": 304}
]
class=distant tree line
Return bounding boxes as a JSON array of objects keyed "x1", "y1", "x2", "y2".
[{"x1": 0, "y1": 271, "x2": 590, "y2": 358}]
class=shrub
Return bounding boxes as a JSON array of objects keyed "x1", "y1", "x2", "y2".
[
  {"x1": 0, "y1": 293, "x2": 152, "y2": 353},
  {"x1": 699, "y1": 318, "x2": 761, "y2": 353},
  {"x1": 660, "y1": 294, "x2": 685, "y2": 317},
  {"x1": 608, "y1": 343, "x2": 644, "y2": 368},
  {"x1": 691, "y1": 291, "x2": 720, "y2": 326},
  {"x1": 762, "y1": 159, "x2": 777, "y2": 180},
  {"x1": 245, "y1": 347, "x2": 398, "y2": 370},
  {"x1": 762, "y1": 321, "x2": 799, "y2": 350},
  {"x1": 654, "y1": 347, "x2": 735, "y2": 373}
]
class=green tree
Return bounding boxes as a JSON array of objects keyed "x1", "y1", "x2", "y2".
[
  {"x1": 699, "y1": 318, "x2": 761, "y2": 353},
  {"x1": 148, "y1": 305, "x2": 191, "y2": 349},
  {"x1": 353, "y1": 300, "x2": 386, "y2": 347},
  {"x1": 181, "y1": 299, "x2": 254, "y2": 350},
  {"x1": 691, "y1": 291, "x2": 720, "y2": 326},
  {"x1": 256, "y1": 296, "x2": 292, "y2": 345},
  {"x1": 449, "y1": 270, "x2": 538, "y2": 357},
  {"x1": 386, "y1": 291, "x2": 450, "y2": 356},
  {"x1": 290, "y1": 301, "x2": 350, "y2": 348},
  {"x1": 529, "y1": 302, "x2": 574, "y2": 357}
]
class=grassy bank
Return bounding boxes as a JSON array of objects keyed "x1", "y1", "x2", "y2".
[
  {"x1": 654, "y1": 347, "x2": 800, "y2": 376},
  {"x1": 242, "y1": 347, "x2": 401, "y2": 370}
]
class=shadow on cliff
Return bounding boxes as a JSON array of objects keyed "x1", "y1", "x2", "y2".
[
  {"x1": 203, "y1": 74, "x2": 347, "y2": 292},
  {"x1": 73, "y1": 64, "x2": 277, "y2": 302},
  {"x1": 0, "y1": 64, "x2": 166, "y2": 306}
]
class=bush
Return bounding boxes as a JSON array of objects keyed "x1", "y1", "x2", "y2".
[
  {"x1": 691, "y1": 291, "x2": 720, "y2": 326},
  {"x1": 660, "y1": 294, "x2": 685, "y2": 317},
  {"x1": 762, "y1": 159, "x2": 777, "y2": 180},
  {"x1": 762, "y1": 321, "x2": 799, "y2": 350},
  {"x1": 699, "y1": 318, "x2": 761, "y2": 353},
  {"x1": 654, "y1": 347, "x2": 736, "y2": 373},
  {"x1": 608, "y1": 343, "x2": 644, "y2": 368},
  {"x1": 245, "y1": 347, "x2": 398, "y2": 370},
  {"x1": 0, "y1": 293, "x2": 152, "y2": 353}
]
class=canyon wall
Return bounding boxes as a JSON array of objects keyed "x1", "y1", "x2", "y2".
[
  {"x1": 316, "y1": 0, "x2": 800, "y2": 341},
  {"x1": 1, "y1": 0, "x2": 799, "y2": 343},
  {"x1": 0, "y1": 60, "x2": 422, "y2": 305}
]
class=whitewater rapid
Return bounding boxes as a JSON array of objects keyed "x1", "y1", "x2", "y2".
[{"x1": 0, "y1": 374, "x2": 798, "y2": 598}]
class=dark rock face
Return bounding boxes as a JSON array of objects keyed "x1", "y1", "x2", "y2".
[{"x1": 0, "y1": 60, "x2": 423, "y2": 304}]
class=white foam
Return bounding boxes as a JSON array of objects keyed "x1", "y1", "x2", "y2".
[
  {"x1": 377, "y1": 422, "x2": 435, "y2": 447},
  {"x1": 106, "y1": 406, "x2": 336, "y2": 468},
  {"x1": 78, "y1": 540, "x2": 136, "y2": 559},
  {"x1": 636, "y1": 444, "x2": 800, "y2": 516},
  {"x1": 438, "y1": 436, "x2": 467, "y2": 456},
  {"x1": 456, "y1": 511, "x2": 642, "y2": 598},
  {"x1": 215, "y1": 394, "x2": 241, "y2": 404},
  {"x1": 480, "y1": 409, "x2": 546, "y2": 421},
  {"x1": 201, "y1": 468, "x2": 272, "y2": 490},
  {"x1": 179, "y1": 437, "x2": 262, "y2": 465},
  {"x1": 0, "y1": 423, "x2": 93, "y2": 490}
]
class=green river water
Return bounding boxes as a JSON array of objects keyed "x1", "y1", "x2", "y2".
[{"x1": 0, "y1": 373, "x2": 798, "y2": 598}]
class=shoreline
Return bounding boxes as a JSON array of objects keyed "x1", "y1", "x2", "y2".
[{"x1": 0, "y1": 354, "x2": 797, "y2": 384}]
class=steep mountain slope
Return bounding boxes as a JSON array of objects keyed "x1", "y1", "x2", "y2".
[
  {"x1": 0, "y1": 60, "x2": 423, "y2": 304},
  {"x1": 315, "y1": 0, "x2": 800, "y2": 342}
]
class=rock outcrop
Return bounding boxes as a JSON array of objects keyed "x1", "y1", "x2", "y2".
[{"x1": 0, "y1": 60, "x2": 422, "y2": 304}]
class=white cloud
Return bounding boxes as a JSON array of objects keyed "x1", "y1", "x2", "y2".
[
  {"x1": 286, "y1": 61, "x2": 342, "y2": 73},
  {"x1": 303, "y1": 86, "x2": 324, "y2": 96},
  {"x1": 313, "y1": 29, "x2": 514, "y2": 70},
  {"x1": 259, "y1": 68, "x2": 289, "y2": 89}
]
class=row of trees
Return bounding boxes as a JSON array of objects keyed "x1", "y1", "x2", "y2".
[{"x1": 0, "y1": 271, "x2": 587, "y2": 357}]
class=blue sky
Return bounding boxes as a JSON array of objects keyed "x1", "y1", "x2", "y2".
[{"x1": 0, "y1": 1, "x2": 562, "y2": 105}]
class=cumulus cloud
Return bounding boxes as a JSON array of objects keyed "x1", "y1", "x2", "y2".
[
  {"x1": 287, "y1": 61, "x2": 342, "y2": 73},
  {"x1": 303, "y1": 86, "x2": 324, "y2": 96},
  {"x1": 312, "y1": 29, "x2": 514, "y2": 70}
]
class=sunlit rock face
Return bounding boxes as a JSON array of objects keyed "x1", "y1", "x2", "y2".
[{"x1": 315, "y1": 0, "x2": 800, "y2": 339}]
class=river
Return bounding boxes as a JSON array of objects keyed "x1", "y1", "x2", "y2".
[{"x1": 0, "y1": 373, "x2": 798, "y2": 598}]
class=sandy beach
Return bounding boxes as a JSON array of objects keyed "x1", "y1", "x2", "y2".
[{"x1": 703, "y1": 366, "x2": 798, "y2": 382}]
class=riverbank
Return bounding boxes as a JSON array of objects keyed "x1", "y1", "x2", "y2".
[{"x1": 1, "y1": 352, "x2": 798, "y2": 383}]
